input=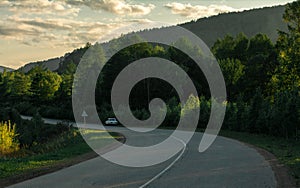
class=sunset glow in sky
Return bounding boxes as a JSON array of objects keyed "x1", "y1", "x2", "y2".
[{"x1": 0, "y1": 0, "x2": 294, "y2": 69}]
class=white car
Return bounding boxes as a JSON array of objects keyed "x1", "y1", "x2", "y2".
[{"x1": 105, "y1": 118, "x2": 118, "y2": 125}]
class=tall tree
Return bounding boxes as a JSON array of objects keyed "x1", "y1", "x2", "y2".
[
  {"x1": 233, "y1": 33, "x2": 249, "y2": 62},
  {"x1": 57, "y1": 62, "x2": 76, "y2": 102},
  {"x1": 271, "y1": 0, "x2": 300, "y2": 92},
  {"x1": 244, "y1": 34, "x2": 276, "y2": 98},
  {"x1": 218, "y1": 58, "x2": 245, "y2": 101},
  {"x1": 11, "y1": 71, "x2": 31, "y2": 99},
  {"x1": 29, "y1": 66, "x2": 62, "y2": 102},
  {"x1": 211, "y1": 34, "x2": 235, "y2": 60}
]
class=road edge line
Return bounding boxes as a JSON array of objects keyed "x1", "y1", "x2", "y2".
[{"x1": 139, "y1": 136, "x2": 187, "y2": 188}]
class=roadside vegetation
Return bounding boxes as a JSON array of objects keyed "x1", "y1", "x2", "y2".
[
  {"x1": 0, "y1": 131, "x2": 118, "y2": 185},
  {"x1": 0, "y1": 110, "x2": 119, "y2": 183},
  {"x1": 0, "y1": 128, "x2": 86, "y2": 179}
]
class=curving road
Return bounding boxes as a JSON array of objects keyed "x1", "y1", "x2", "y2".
[{"x1": 9, "y1": 117, "x2": 276, "y2": 188}]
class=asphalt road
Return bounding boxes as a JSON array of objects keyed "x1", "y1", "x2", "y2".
[{"x1": 10, "y1": 118, "x2": 276, "y2": 188}]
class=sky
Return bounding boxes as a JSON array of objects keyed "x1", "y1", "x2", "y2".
[{"x1": 0, "y1": 0, "x2": 295, "y2": 69}]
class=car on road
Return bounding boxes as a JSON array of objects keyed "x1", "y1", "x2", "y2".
[{"x1": 105, "y1": 118, "x2": 118, "y2": 125}]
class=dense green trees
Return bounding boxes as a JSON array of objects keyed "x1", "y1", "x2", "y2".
[
  {"x1": 0, "y1": 66, "x2": 73, "y2": 119},
  {"x1": 28, "y1": 66, "x2": 62, "y2": 102},
  {"x1": 57, "y1": 62, "x2": 76, "y2": 101},
  {"x1": 11, "y1": 72, "x2": 31, "y2": 98},
  {"x1": 212, "y1": 32, "x2": 278, "y2": 100},
  {"x1": 0, "y1": 67, "x2": 64, "y2": 103},
  {"x1": 0, "y1": 71, "x2": 31, "y2": 99},
  {"x1": 218, "y1": 58, "x2": 244, "y2": 100},
  {"x1": 270, "y1": 0, "x2": 300, "y2": 93},
  {"x1": 221, "y1": 89, "x2": 299, "y2": 139},
  {"x1": 210, "y1": 0, "x2": 299, "y2": 139}
]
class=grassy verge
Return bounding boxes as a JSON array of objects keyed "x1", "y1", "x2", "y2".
[
  {"x1": 0, "y1": 129, "x2": 121, "y2": 183},
  {"x1": 218, "y1": 130, "x2": 300, "y2": 185}
]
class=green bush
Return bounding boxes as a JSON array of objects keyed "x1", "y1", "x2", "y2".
[
  {"x1": 14, "y1": 101, "x2": 36, "y2": 116},
  {"x1": 16, "y1": 112, "x2": 71, "y2": 148},
  {"x1": 198, "y1": 97, "x2": 211, "y2": 129},
  {"x1": 0, "y1": 107, "x2": 10, "y2": 121},
  {"x1": 0, "y1": 121, "x2": 20, "y2": 156},
  {"x1": 219, "y1": 90, "x2": 300, "y2": 139}
]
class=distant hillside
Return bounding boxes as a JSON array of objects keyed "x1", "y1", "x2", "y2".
[
  {"x1": 20, "y1": 5, "x2": 287, "y2": 73},
  {"x1": 19, "y1": 57, "x2": 63, "y2": 73},
  {"x1": 18, "y1": 45, "x2": 89, "y2": 73},
  {"x1": 181, "y1": 5, "x2": 287, "y2": 47},
  {"x1": 0, "y1": 65, "x2": 14, "y2": 73}
]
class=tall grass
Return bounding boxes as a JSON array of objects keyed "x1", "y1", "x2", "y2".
[{"x1": 0, "y1": 121, "x2": 20, "y2": 156}]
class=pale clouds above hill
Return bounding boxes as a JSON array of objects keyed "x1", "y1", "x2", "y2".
[
  {"x1": 0, "y1": 16, "x2": 155, "y2": 47},
  {"x1": 0, "y1": 0, "x2": 155, "y2": 16},
  {"x1": 63, "y1": 0, "x2": 155, "y2": 16},
  {"x1": 165, "y1": 2, "x2": 243, "y2": 18},
  {"x1": 0, "y1": 0, "x2": 157, "y2": 48},
  {"x1": 0, "y1": 0, "x2": 80, "y2": 16}
]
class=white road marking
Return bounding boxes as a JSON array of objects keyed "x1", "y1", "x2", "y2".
[{"x1": 139, "y1": 136, "x2": 187, "y2": 188}]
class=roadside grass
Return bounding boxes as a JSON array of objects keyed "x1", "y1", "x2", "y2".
[
  {"x1": 0, "y1": 129, "x2": 120, "y2": 180},
  {"x1": 218, "y1": 130, "x2": 300, "y2": 185}
]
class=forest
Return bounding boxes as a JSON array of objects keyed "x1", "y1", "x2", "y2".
[{"x1": 0, "y1": 1, "x2": 299, "y2": 156}]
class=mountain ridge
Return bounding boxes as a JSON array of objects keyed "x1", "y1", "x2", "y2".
[
  {"x1": 0, "y1": 65, "x2": 14, "y2": 73},
  {"x1": 18, "y1": 5, "x2": 287, "y2": 73}
]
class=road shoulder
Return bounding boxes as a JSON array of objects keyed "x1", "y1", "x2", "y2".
[{"x1": 239, "y1": 141, "x2": 296, "y2": 188}]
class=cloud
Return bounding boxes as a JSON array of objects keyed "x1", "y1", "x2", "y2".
[
  {"x1": 0, "y1": 0, "x2": 157, "y2": 47},
  {"x1": 0, "y1": 1, "x2": 157, "y2": 48},
  {"x1": 0, "y1": 16, "x2": 124, "y2": 47},
  {"x1": 0, "y1": 24, "x2": 44, "y2": 42},
  {"x1": 7, "y1": 17, "x2": 111, "y2": 31},
  {"x1": 64, "y1": 0, "x2": 155, "y2": 16},
  {"x1": 165, "y1": 2, "x2": 241, "y2": 19},
  {"x1": 0, "y1": 16, "x2": 158, "y2": 48},
  {"x1": 0, "y1": 1, "x2": 9, "y2": 6},
  {"x1": 0, "y1": 0, "x2": 80, "y2": 16}
]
